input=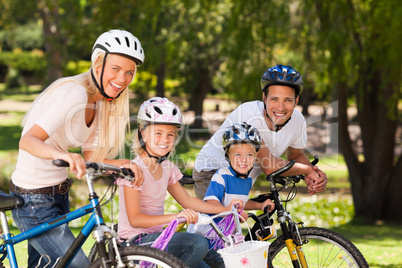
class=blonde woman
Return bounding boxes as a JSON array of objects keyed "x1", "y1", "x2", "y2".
[{"x1": 9, "y1": 30, "x2": 144, "y2": 267}]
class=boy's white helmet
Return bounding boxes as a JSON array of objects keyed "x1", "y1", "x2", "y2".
[
  {"x1": 91, "y1": 29, "x2": 145, "y2": 65},
  {"x1": 138, "y1": 97, "x2": 183, "y2": 127}
]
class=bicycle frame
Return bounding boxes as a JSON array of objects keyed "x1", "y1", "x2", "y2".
[
  {"x1": 0, "y1": 169, "x2": 112, "y2": 268},
  {"x1": 264, "y1": 158, "x2": 317, "y2": 268},
  {"x1": 269, "y1": 174, "x2": 307, "y2": 268}
]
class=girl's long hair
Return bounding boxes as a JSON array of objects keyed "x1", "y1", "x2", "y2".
[{"x1": 22, "y1": 53, "x2": 130, "y2": 162}]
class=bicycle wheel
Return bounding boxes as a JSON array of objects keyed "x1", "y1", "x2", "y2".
[
  {"x1": 88, "y1": 245, "x2": 189, "y2": 268},
  {"x1": 269, "y1": 227, "x2": 368, "y2": 268}
]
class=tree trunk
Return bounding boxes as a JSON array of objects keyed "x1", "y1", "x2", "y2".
[
  {"x1": 156, "y1": 59, "x2": 165, "y2": 98},
  {"x1": 188, "y1": 68, "x2": 210, "y2": 129},
  {"x1": 38, "y1": 0, "x2": 65, "y2": 87}
]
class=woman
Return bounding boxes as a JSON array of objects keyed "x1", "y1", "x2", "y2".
[{"x1": 9, "y1": 30, "x2": 144, "y2": 267}]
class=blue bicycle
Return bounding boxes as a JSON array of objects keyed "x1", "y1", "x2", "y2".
[{"x1": 0, "y1": 160, "x2": 186, "y2": 268}]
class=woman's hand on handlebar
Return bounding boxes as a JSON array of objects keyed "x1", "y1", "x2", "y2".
[
  {"x1": 177, "y1": 209, "x2": 198, "y2": 224},
  {"x1": 54, "y1": 152, "x2": 86, "y2": 179}
]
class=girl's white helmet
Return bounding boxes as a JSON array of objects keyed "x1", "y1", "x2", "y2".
[
  {"x1": 91, "y1": 29, "x2": 145, "y2": 65},
  {"x1": 138, "y1": 97, "x2": 183, "y2": 127}
]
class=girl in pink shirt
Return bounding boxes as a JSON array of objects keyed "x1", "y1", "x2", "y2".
[{"x1": 116, "y1": 97, "x2": 242, "y2": 268}]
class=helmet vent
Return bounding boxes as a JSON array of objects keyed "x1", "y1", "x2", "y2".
[
  {"x1": 232, "y1": 126, "x2": 239, "y2": 134},
  {"x1": 146, "y1": 112, "x2": 152, "y2": 119},
  {"x1": 105, "y1": 42, "x2": 111, "y2": 48},
  {"x1": 115, "y1": 37, "x2": 121, "y2": 45},
  {"x1": 154, "y1": 106, "x2": 163, "y2": 114},
  {"x1": 172, "y1": 108, "x2": 177, "y2": 115},
  {"x1": 125, "y1": 37, "x2": 130, "y2": 47},
  {"x1": 134, "y1": 41, "x2": 138, "y2": 50}
]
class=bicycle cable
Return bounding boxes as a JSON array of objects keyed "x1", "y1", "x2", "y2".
[
  {"x1": 93, "y1": 172, "x2": 119, "y2": 210},
  {"x1": 282, "y1": 181, "x2": 297, "y2": 211}
]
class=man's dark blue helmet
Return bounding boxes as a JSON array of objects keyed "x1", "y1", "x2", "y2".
[{"x1": 261, "y1": 64, "x2": 303, "y2": 96}]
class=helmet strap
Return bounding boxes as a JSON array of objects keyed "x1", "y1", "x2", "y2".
[
  {"x1": 138, "y1": 128, "x2": 170, "y2": 164},
  {"x1": 263, "y1": 103, "x2": 291, "y2": 132},
  {"x1": 91, "y1": 53, "x2": 126, "y2": 102}
]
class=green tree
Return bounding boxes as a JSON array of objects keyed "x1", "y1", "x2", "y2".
[{"x1": 308, "y1": 0, "x2": 402, "y2": 220}]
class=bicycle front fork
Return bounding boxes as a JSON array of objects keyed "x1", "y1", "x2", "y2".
[
  {"x1": 267, "y1": 222, "x2": 308, "y2": 268},
  {"x1": 93, "y1": 225, "x2": 124, "y2": 268}
]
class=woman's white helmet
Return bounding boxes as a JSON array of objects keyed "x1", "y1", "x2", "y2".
[
  {"x1": 138, "y1": 97, "x2": 183, "y2": 127},
  {"x1": 91, "y1": 29, "x2": 145, "y2": 65}
]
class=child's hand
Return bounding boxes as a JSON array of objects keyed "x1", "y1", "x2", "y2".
[
  {"x1": 114, "y1": 160, "x2": 144, "y2": 187},
  {"x1": 227, "y1": 199, "x2": 244, "y2": 212},
  {"x1": 240, "y1": 210, "x2": 249, "y2": 222},
  {"x1": 261, "y1": 199, "x2": 275, "y2": 212},
  {"x1": 177, "y1": 209, "x2": 198, "y2": 224}
]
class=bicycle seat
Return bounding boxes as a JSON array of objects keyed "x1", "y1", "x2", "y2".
[
  {"x1": 179, "y1": 175, "x2": 194, "y2": 185},
  {"x1": 0, "y1": 191, "x2": 24, "y2": 211}
]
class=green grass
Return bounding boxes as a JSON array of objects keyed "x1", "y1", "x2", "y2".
[
  {"x1": 0, "y1": 84, "x2": 41, "y2": 102},
  {"x1": 333, "y1": 222, "x2": 402, "y2": 267}
]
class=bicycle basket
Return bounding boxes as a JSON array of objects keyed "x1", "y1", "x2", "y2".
[{"x1": 218, "y1": 240, "x2": 270, "y2": 267}]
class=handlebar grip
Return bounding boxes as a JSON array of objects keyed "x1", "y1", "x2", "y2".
[
  {"x1": 52, "y1": 159, "x2": 70, "y2": 167},
  {"x1": 121, "y1": 168, "x2": 134, "y2": 177},
  {"x1": 177, "y1": 217, "x2": 187, "y2": 224},
  {"x1": 311, "y1": 155, "x2": 319, "y2": 166},
  {"x1": 266, "y1": 160, "x2": 295, "y2": 181}
]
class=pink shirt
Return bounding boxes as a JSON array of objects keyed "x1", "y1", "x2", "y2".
[{"x1": 116, "y1": 156, "x2": 182, "y2": 240}]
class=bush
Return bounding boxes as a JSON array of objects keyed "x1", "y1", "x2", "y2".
[
  {"x1": 0, "y1": 50, "x2": 46, "y2": 86},
  {"x1": 0, "y1": 22, "x2": 43, "y2": 51},
  {"x1": 64, "y1": 60, "x2": 92, "y2": 76}
]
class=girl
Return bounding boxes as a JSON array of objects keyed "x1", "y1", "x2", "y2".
[
  {"x1": 117, "y1": 97, "x2": 243, "y2": 268},
  {"x1": 10, "y1": 30, "x2": 144, "y2": 267}
]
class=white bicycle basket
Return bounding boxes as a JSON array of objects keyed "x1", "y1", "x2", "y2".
[{"x1": 218, "y1": 240, "x2": 270, "y2": 267}]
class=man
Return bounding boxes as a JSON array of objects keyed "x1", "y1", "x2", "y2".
[{"x1": 193, "y1": 64, "x2": 327, "y2": 199}]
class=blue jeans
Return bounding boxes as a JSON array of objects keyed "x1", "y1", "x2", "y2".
[
  {"x1": 126, "y1": 232, "x2": 212, "y2": 268},
  {"x1": 10, "y1": 191, "x2": 90, "y2": 268}
]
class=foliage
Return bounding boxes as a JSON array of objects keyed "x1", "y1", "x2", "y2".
[
  {"x1": 0, "y1": 21, "x2": 43, "y2": 51},
  {"x1": 0, "y1": 50, "x2": 47, "y2": 87},
  {"x1": 64, "y1": 60, "x2": 92, "y2": 76},
  {"x1": 0, "y1": 50, "x2": 46, "y2": 73}
]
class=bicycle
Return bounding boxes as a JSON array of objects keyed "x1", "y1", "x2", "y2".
[
  {"x1": 244, "y1": 156, "x2": 369, "y2": 267},
  {"x1": 180, "y1": 156, "x2": 368, "y2": 267},
  {"x1": 0, "y1": 160, "x2": 187, "y2": 268}
]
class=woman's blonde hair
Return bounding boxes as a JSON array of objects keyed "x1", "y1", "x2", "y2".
[{"x1": 22, "y1": 52, "x2": 131, "y2": 162}]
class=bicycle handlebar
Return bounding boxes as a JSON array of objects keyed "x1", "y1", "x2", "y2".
[
  {"x1": 52, "y1": 159, "x2": 135, "y2": 182},
  {"x1": 265, "y1": 160, "x2": 296, "y2": 181},
  {"x1": 264, "y1": 155, "x2": 320, "y2": 186}
]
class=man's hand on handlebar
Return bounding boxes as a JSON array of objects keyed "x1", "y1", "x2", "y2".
[{"x1": 304, "y1": 167, "x2": 327, "y2": 195}]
